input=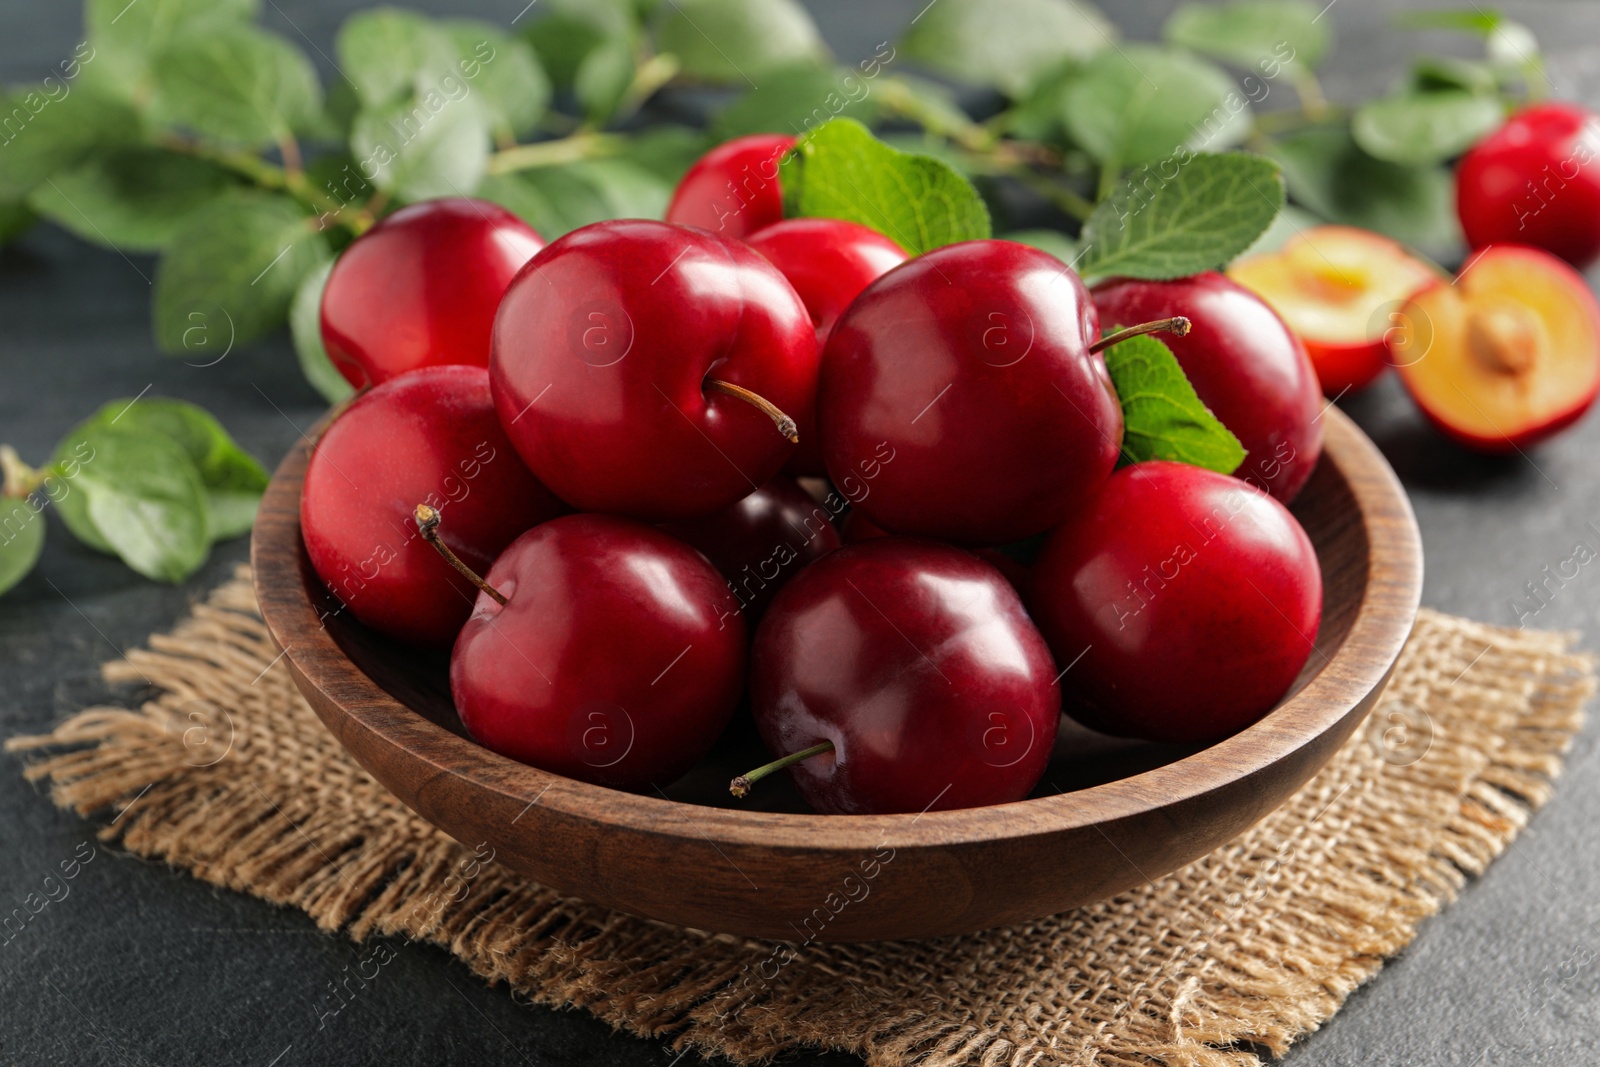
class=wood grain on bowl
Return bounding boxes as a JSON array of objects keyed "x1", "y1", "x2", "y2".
[{"x1": 251, "y1": 407, "x2": 1421, "y2": 942}]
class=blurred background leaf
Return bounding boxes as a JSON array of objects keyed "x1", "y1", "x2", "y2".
[
  {"x1": 899, "y1": 0, "x2": 1114, "y2": 97},
  {"x1": 656, "y1": 0, "x2": 827, "y2": 84}
]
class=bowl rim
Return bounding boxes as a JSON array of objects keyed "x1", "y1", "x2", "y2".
[{"x1": 253, "y1": 405, "x2": 1422, "y2": 855}]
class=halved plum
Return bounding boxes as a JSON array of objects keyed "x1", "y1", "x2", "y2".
[
  {"x1": 1230, "y1": 225, "x2": 1442, "y2": 396},
  {"x1": 1389, "y1": 244, "x2": 1600, "y2": 453}
]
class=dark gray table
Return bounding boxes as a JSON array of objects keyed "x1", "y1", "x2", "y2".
[{"x1": 4, "y1": 2, "x2": 1600, "y2": 1064}]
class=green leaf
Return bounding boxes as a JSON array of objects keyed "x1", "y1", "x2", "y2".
[
  {"x1": 712, "y1": 63, "x2": 881, "y2": 141},
  {"x1": 475, "y1": 171, "x2": 599, "y2": 237},
  {"x1": 290, "y1": 260, "x2": 355, "y2": 405},
  {"x1": 442, "y1": 21, "x2": 550, "y2": 139},
  {"x1": 303, "y1": 152, "x2": 375, "y2": 228},
  {"x1": 1163, "y1": 1, "x2": 1329, "y2": 73},
  {"x1": 86, "y1": 0, "x2": 258, "y2": 100},
  {"x1": 787, "y1": 118, "x2": 989, "y2": 255},
  {"x1": 523, "y1": 0, "x2": 636, "y2": 87},
  {"x1": 0, "y1": 85, "x2": 142, "y2": 199},
  {"x1": 899, "y1": 0, "x2": 1114, "y2": 97},
  {"x1": 48, "y1": 400, "x2": 256, "y2": 553},
  {"x1": 49, "y1": 437, "x2": 113, "y2": 554},
  {"x1": 1410, "y1": 55, "x2": 1498, "y2": 95},
  {"x1": 1077, "y1": 152, "x2": 1284, "y2": 283},
  {"x1": 335, "y1": 11, "x2": 500, "y2": 195},
  {"x1": 1104, "y1": 334, "x2": 1245, "y2": 474},
  {"x1": 610, "y1": 126, "x2": 709, "y2": 187},
  {"x1": 534, "y1": 19, "x2": 614, "y2": 87},
  {"x1": 74, "y1": 398, "x2": 268, "y2": 542},
  {"x1": 483, "y1": 130, "x2": 704, "y2": 234},
  {"x1": 323, "y1": 79, "x2": 363, "y2": 141},
  {"x1": 350, "y1": 95, "x2": 492, "y2": 201},
  {"x1": 477, "y1": 158, "x2": 672, "y2": 238},
  {"x1": 0, "y1": 498, "x2": 45, "y2": 597},
  {"x1": 1402, "y1": 12, "x2": 1542, "y2": 86},
  {"x1": 876, "y1": 132, "x2": 981, "y2": 177},
  {"x1": 49, "y1": 425, "x2": 210, "y2": 582},
  {"x1": 573, "y1": 37, "x2": 637, "y2": 125},
  {"x1": 153, "y1": 191, "x2": 331, "y2": 354},
  {"x1": 1351, "y1": 89, "x2": 1504, "y2": 165},
  {"x1": 1265, "y1": 126, "x2": 1461, "y2": 258},
  {"x1": 1003, "y1": 60, "x2": 1081, "y2": 143},
  {"x1": 0, "y1": 200, "x2": 35, "y2": 245},
  {"x1": 26, "y1": 147, "x2": 237, "y2": 253},
  {"x1": 656, "y1": 0, "x2": 827, "y2": 84},
  {"x1": 1394, "y1": 9, "x2": 1503, "y2": 34},
  {"x1": 877, "y1": 74, "x2": 974, "y2": 141},
  {"x1": 335, "y1": 8, "x2": 459, "y2": 107},
  {"x1": 148, "y1": 25, "x2": 322, "y2": 147},
  {"x1": 1062, "y1": 45, "x2": 1250, "y2": 167}
]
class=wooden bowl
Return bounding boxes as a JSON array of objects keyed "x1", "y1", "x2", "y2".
[{"x1": 252, "y1": 406, "x2": 1420, "y2": 942}]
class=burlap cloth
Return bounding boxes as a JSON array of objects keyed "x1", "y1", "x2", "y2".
[{"x1": 8, "y1": 566, "x2": 1596, "y2": 1066}]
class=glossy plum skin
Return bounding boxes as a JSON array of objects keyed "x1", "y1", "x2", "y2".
[
  {"x1": 820, "y1": 240, "x2": 1123, "y2": 544},
  {"x1": 747, "y1": 219, "x2": 908, "y2": 477},
  {"x1": 665, "y1": 134, "x2": 794, "y2": 239},
  {"x1": 300, "y1": 366, "x2": 567, "y2": 647},
  {"x1": 451, "y1": 514, "x2": 747, "y2": 790},
  {"x1": 660, "y1": 476, "x2": 842, "y2": 622},
  {"x1": 1028, "y1": 461, "x2": 1322, "y2": 744},
  {"x1": 751, "y1": 538, "x2": 1061, "y2": 814},
  {"x1": 747, "y1": 219, "x2": 908, "y2": 336},
  {"x1": 320, "y1": 198, "x2": 545, "y2": 388},
  {"x1": 1093, "y1": 273, "x2": 1324, "y2": 503},
  {"x1": 1457, "y1": 102, "x2": 1600, "y2": 269},
  {"x1": 975, "y1": 549, "x2": 1030, "y2": 594},
  {"x1": 489, "y1": 219, "x2": 819, "y2": 521}
]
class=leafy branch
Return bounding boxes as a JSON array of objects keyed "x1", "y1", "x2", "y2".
[
  {"x1": 0, "y1": 398, "x2": 267, "y2": 595},
  {"x1": 0, "y1": 0, "x2": 1547, "y2": 409}
]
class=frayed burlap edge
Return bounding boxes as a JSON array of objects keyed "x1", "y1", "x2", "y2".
[{"x1": 8, "y1": 565, "x2": 1595, "y2": 1067}]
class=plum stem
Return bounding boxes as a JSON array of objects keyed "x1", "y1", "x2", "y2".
[
  {"x1": 1089, "y1": 316, "x2": 1192, "y2": 355},
  {"x1": 414, "y1": 504, "x2": 508, "y2": 606},
  {"x1": 705, "y1": 378, "x2": 800, "y2": 443},
  {"x1": 729, "y1": 739, "x2": 835, "y2": 799}
]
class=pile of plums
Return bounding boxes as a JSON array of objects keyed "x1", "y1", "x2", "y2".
[{"x1": 301, "y1": 135, "x2": 1325, "y2": 816}]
